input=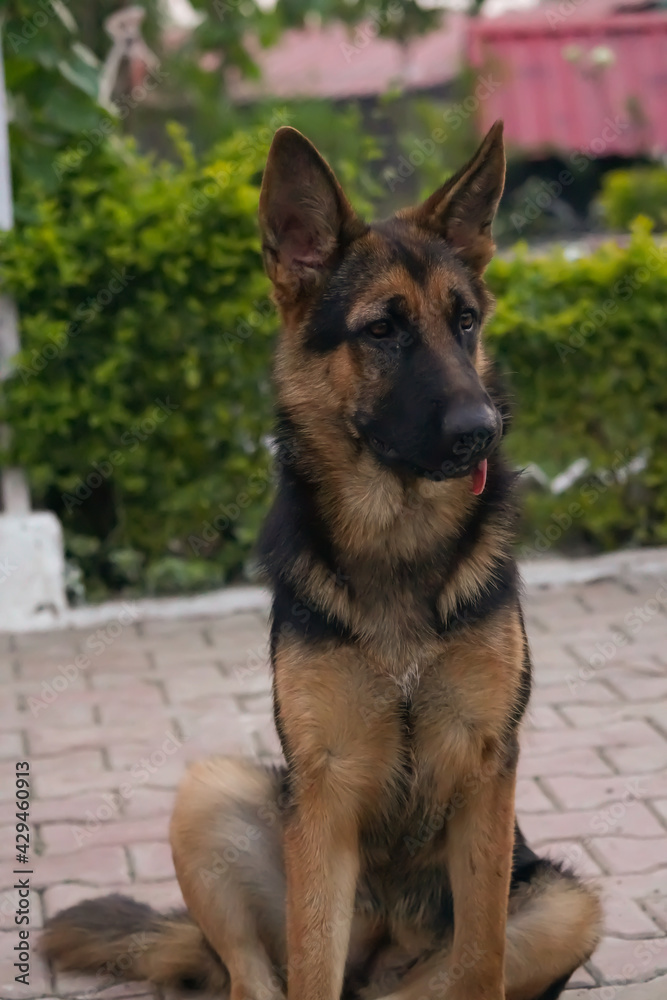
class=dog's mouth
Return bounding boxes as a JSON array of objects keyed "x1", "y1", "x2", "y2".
[
  {"x1": 426, "y1": 456, "x2": 489, "y2": 493},
  {"x1": 366, "y1": 436, "x2": 490, "y2": 494},
  {"x1": 471, "y1": 459, "x2": 488, "y2": 496}
]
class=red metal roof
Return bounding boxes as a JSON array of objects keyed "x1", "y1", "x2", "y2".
[
  {"x1": 467, "y1": 8, "x2": 667, "y2": 156},
  {"x1": 226, "y1": 14, "x2": 467, "y2": 102}
]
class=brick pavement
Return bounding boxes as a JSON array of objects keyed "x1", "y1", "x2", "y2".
[{"x1": 1, "y1": 572, "x2": 667, "y2": 999}]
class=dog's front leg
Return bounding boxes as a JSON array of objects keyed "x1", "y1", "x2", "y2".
[
  {"x1": 445, "y1": 760, "x2": 516, "y2": 1000},
  {"x1": 284, "y1": 790, "x2": 359, "y2": 1000},
  {"x1": 371, "y1": 760, "x2": 517, "y2": 1000},
  {"x1": 274, "y1": 642, "x2": 402, "y2": 1000}
]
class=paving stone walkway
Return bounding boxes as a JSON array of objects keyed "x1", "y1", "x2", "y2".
[{"x1": 1, "y1": 571, "x2": 667, "y2": 999}]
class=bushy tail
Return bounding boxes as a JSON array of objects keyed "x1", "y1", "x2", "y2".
[{"x1": 40, "y1": 894, "x2": 228, "y2": 993}]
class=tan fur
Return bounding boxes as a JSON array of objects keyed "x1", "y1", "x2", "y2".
[
  {"x1": 41, "y1": 752, "x2": 601, "y2": 999},
  {"x1": 167, "y1": 757, "x2": 601, "y2": 1000},
  {"x1": 256, "y1": 124, "x2": 597, "y2": 1000},
  {"x1": 41, "y1": 124, "x2": 602, "y2": 1000},
  {"x1": 170, "y1": 759, "x2": 286, "y2": 1000}
]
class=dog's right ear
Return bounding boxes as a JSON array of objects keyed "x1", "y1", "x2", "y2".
[{"x1": 259, "y1": 128, "x2": 364, "y2": 307}]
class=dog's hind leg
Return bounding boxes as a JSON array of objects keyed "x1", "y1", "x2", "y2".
[
  {"x1": 170, "y1": 757, "x2": 288, "y2": 1000},
  {"x1": 502, "y1": 857, "x2": 602, "y2": 1000},
  {"x1": 363, "y1": 859, "x2": 601, "y2": 1000}
]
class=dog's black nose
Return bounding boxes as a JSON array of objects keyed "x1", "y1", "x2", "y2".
[{"x1": 442, "y1": 402, "x2": 501, "y2": 466}]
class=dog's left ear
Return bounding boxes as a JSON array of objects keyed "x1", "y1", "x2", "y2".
[
  {"x1": 402, "y1": 120, "x2": 505, "y2": 274},
  {"x1": 259, "y1": 127, "x2": 365, "y2": 307}
]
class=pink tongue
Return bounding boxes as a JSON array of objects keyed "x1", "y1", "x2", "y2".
[{"x1": 471, "y1": 459, "x2": 488, "y2": 496}]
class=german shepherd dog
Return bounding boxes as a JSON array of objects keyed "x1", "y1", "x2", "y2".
[{"x1": 42, "y1": 123, "x2": 601, "y2": 1000}]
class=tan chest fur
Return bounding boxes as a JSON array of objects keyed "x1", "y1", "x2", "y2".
[{"x1": 273, "y1": 606, "x2": 523, "y2": 824}]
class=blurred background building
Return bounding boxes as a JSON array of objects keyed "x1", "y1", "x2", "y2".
[
  {"x1": 123, "y1": 0, "x2": 667, "y2": 238},
  {"x1": 1, "y1": 0, "x2": 666, "y2": 612}
]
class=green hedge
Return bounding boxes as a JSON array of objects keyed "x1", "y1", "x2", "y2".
[
  {"x1": 2, "y1": 131, "x2": 666, "y2": 596},
  {"x1": 0, "y1": 129, "x2": 277, "y2": 598},
  {"x1": 487, "y1": 221, "x2": 667, "y2": 555},
  {"x1": 596, "y1": 166, "x2": 667, "y2": 232}
]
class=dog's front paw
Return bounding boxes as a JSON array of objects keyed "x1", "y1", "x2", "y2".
[{"x1": 447, "y1": 983, "x2": 504, "y2": 1000}]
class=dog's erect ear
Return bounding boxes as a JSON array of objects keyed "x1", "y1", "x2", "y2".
[
  {"x1": 259, "y1": 127, "x2": 364, "y2": 304},
  {"x1": 402, "y1": 120, "x2": 505, "y2": 274}
]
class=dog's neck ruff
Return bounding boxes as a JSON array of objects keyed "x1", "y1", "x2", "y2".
[{"x1": 259, "y1": 415, "x2": 520, "y2": 675}]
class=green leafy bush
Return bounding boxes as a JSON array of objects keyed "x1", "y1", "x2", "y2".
[
  {"x1": 487, "y1": 221, "x2": 667, "y2": 555},
  {"x1": 596, "y1": 165, "x2": 667, "y2": 232},
  {"x1": 0, "y1": 128, "x2": 277, "y2": 598},
  {"x1": 2, "y1": 133, "x2": 666, "y2": 599}
]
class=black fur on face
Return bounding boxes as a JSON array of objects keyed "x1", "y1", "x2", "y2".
[{"x1": 303, "y1": 218, "x2": 503, "y2": 481}]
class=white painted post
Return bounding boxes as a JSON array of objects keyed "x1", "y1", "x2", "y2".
[{"x1": 0, "y1": 32, "x2": 67, "y2": 630}]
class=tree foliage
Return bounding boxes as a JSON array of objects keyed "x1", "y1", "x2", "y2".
[
  {"x1": 1, "y1": 0, "x2": 101, "y2": 192},
  {"x1": 596, "y1": 166, "x2": 667, "y2": 232},
  {"x1": 1, "y1": 0, "x2": 439, "y2": 196},
  {"x1": 2, "y1": 125, "x2": 665, "y2": 596}
]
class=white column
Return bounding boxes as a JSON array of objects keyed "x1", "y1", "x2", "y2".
[
  {"x1": 0, "y1": 38, "x2": 30, "y2": 514},
  {"x1": 0, "y1": 32, "x2": 67, "y2": 629}
]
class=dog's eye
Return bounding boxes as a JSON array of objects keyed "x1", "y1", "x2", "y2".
[
  {"x1": 367, "y1": 320, "x2": 391, "y2": 338},
  {"x1": 459, "y1": 311, "x2": 476, "y2": 334}
]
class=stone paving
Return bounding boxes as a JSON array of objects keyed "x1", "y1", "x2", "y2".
[{"x1": 1, "y1": 571, "x2": 667, "y2": 999}]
